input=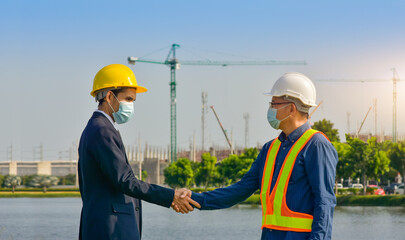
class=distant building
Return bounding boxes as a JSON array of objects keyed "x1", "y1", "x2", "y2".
[
  {"x1": 0, "y1": 160, "x2": 76, "y2": 176},
  {"x1": 0, "y1": 146, "x2": 257, "y2": 186},
  {"x1": 346, "y1": 133, "x2": 405, "y2": 143}
]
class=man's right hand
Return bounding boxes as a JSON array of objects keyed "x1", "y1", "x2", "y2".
[{"x1": 171, "y1": 188, "x2": 201, "y2": 214}]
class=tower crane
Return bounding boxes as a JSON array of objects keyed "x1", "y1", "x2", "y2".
[
  {"x1": 316, "y1": 69, "x2": 402, "y2": 143},
  {"x1": 210, "y1": 105, "x2": 233, "y2": 154},
  {"x1": 128, "y1": 43, "x2": 307, "y2": 162},
  {"x1": 309, "y1": 100, "x2": 323, "y2": 119},
  {"x1": 357, "y1": 106, "x2": 372, "y2": 138}
]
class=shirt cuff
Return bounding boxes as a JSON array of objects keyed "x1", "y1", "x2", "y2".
[{"x1": 191, "y1": 192, "x2": 205, "y2": 209}]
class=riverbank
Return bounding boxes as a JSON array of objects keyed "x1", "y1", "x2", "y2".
[
  {"x1": 336, "y1": 195, "x2": 405, "y2": 206},
  {"x1": 1, "y1": 190, "x2": 404, "y2": 207},
  {"x1": 240, "y1": 194, "x2": 405, "y2": 207}
]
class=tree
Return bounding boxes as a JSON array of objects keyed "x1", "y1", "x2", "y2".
[
  {"x1": 164, "y1": 158, "x2": 194, "y2": 188},
  {"x1": 312, "y1": 119, "x2": 340, "y2": 142},
  {"x1": 388, "y1": 141, "x2": 405, "y2": 187},
  {"x1": 240, "y1": 148, "x2": 259, "y2": 160},
  {"x1": 29, "y1": 175, "x2": 59, "y2": 193},
  {"x1": 332, "y1": 142, "x2": 354, "y2": 181},
  {"x1": 237, "y1": 148, "x2": 257, "y2": 179},
  {"x1": 366, "y1": 138, "x2": 390, "y2": 182},
  {"x1": 345, "y1": 135, "x2": 390, "y2": 194},
  {"x1": 59, "y1": 174, "x2": 76, "y2": 185},
  {"x1": 195, "y1": 153, "x2": 218, "y2": 190},
  {"x1": 217, "y1": 155, "x2": 254, "y2": 186},
  {"x1": 3, "y1": 175, "x2": 22, "y2": 193},
  {"x1": 0, "y1": 174, "x2": 4, "y2": 187}
]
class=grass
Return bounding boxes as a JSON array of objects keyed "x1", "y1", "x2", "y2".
[
  {"x1": 0, "y1": 191, "x2": 80, "y2": 198},
  {"x1": 0, "y1": 188, "x2": 79, "y2": 192}
]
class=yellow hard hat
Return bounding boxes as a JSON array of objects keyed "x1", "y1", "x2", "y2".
[{"x1": 90, "y1": 64, "x2": 148, "y2": 97}]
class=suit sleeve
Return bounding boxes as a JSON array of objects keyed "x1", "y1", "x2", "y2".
[
  {"x1": 90, "y1": 126, "x2": 174, "y2": 208},
  {"x1": 305, "y1": 135, "x2": 338, "y2": 240},
  {"x1": 191, "y1": 146, "x2": 266, "y2": 210}
]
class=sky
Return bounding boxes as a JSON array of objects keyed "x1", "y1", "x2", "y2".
[{"x1": 0, "y1": 0, "x2": 404, "y2": 161}]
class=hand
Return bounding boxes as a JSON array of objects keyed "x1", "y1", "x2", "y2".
[{"x1": 171, "y1": 188, "x2": 201, "y2": 214}]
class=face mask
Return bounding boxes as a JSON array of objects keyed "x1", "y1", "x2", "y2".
[
  {"x1": 267, "y1": 104, "x2": 291, "y2": 130},
  {"x1": 108, "y1": 93, "x2": 134, "y2": 124}
]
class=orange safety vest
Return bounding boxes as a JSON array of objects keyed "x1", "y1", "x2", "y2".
[{"x1": 260, "y1": 128, "x2": 322, "y2": 232}]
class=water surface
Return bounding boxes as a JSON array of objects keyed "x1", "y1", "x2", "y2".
[{"x1": 0, "y1": 198, "x2": 404, "y2": 240}]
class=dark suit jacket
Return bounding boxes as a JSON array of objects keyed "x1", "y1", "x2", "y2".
[{"x1": 78, "y1": 112, "x2": 174, "y2": 240}]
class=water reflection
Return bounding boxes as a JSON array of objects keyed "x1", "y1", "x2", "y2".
[
  {"x1": 333, "y1": 206, "x2": 405, "y2": 240},
  {"x1": 0, "y1": 199, "x2": 404, "y2": 240}
]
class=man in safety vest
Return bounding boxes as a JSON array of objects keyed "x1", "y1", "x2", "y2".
[
  {"x1": 78, "y1": 64, "x2": 200, "y2": 240},
  {"x1": 187, "y1": 72, "x2": 338, "y2": 240}
]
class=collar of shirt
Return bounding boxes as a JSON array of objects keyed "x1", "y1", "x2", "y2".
[
  {"x1": 94, "y1": 110, "x2": 118, "y2": 131},
  {"x1": 278, "y1": 121, "x2": 311, "y2": 143}
]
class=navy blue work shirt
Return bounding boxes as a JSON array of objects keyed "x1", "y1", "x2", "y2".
[{"x1": 192, "y1": 122, "x2": 338, "y2": 240}]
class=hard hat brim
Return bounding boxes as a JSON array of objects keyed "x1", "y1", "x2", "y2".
[
  {"x1": 262, "y1": 92, "x2": 317, "y2": 107},
  {"x1": 91, "y1": 85, "x2": 148, "y2": 97}
]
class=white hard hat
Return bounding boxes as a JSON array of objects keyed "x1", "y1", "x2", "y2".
[{"x1": 264, "y1": 72, "x2": 317, "y2": 107}]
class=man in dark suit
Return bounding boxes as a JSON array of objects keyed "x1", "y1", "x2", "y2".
[{"x1": 78, "y1": 64, "x2": 199, "y2": 240}]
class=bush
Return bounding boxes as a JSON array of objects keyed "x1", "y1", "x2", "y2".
[
  {"x1": 0, "y1": 175, "x2": 4, "y2": 187},
  {"x1": 337, "y1": 188, "x2": 362, "y2": 195},
  {"x1": 190, "y1": 187, "x2": 216, "y2": 193},
  {"x1": 58, "y1": 174, "x2": 76, "y2": 185},
  {"x1": 337, "y1": 195, "x2": 405, "y2": 206},
  {"x1": 21, "y1": 175, "x2": 38, "y2": 187}
]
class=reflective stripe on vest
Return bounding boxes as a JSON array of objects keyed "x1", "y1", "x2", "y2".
[{"x1": 260, "y1": 129, "x2": 319, "y2": 232}]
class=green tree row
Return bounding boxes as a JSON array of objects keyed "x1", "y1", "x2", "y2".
[
  {"x1": 164, "y1": 148, "x2": 259, "y2": 189},
  {"x1": 163, "y1": 119, "x2": 405, "y2": 194},
  {"x1": 0, "y1": 174, "x2": 62, "y2": 193},
  {"x1": 313, "y1": 119, "x2": 405, "y2": 194}
]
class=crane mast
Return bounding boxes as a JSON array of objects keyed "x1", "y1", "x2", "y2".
[
  {"x1": 167, "y1": 44, "x2": 180, "y2": 162},
  {"x1": 392, "y1": 68, "x2": 398, "y2": 143},
  {"x1": 128, "y1": 43, "x2": 306, "y2": 162}
]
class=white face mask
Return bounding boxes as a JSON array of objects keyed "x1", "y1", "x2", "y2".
[
  {"x1": 267, "y1": 104, "x2": 291, "y2": 130},
  {"x1": 107, "y1": 93, "x2": 134, "y2": 124}
]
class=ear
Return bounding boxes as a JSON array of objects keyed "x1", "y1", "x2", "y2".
[
  {"x1": 290, "y1": 103, "x2": 297, "y2": 115},
  {"x1": 105, "y1": 91, "x2": 113, "y2": 104}
]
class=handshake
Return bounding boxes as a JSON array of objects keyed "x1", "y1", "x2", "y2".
[{"x1": 171, "y1": 188, "x2": 201, "y2": 214}]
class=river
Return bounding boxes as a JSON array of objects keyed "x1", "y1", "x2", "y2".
[{"x1": 0, "y1": 198, "x2": 403, "y2": 239}]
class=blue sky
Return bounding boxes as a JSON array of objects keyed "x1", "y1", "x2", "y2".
[{"x1": 1, "y1": 0, "x2": 404, "y2": 160}]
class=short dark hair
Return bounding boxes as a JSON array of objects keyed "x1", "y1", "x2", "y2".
[
  {"x1": 298, "y1": 110, "x2": 309, "y2": 119},
  {"x1": 98, "y1": 88, "x2": 124, "y2": 107}
]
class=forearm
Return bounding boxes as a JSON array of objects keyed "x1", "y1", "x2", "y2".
[
  {"x1": 119, "y1": 170, "x2": 174, "y2": 207},
  {"x1": 191, "y1": 147, "x2": 265, "y2": 210},
  {"x1": 192, "y1": 181, "x2": 257, "y2": 210}
]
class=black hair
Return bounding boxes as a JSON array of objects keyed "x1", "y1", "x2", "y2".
[{"x1": 98, "y1": 88, "x2": 125, "y2": 107}]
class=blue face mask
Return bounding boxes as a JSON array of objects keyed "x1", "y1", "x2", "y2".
[
  {"x1": 108, "y1": 93, "x2": 135, "y2": 124},
  {"x1": 267, "y1": 104, "x2": 291, "y2": 130}
]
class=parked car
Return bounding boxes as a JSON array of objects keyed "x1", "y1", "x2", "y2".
[
  {"x1": 350, "y1": 183, "x2": 363, "y2": 189},
  {"x1": 394, "y1": 183, "x2": 404, "y2": 195},
  {"x1": 384, "y1": 183, "x2": 400, "y2": 194},
  {"x1": 336, "y1": 183, "x2": 343, "y2": 189},
  {"x1": 367, "y1": 185, "x2": 385, "y2": 195}
]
